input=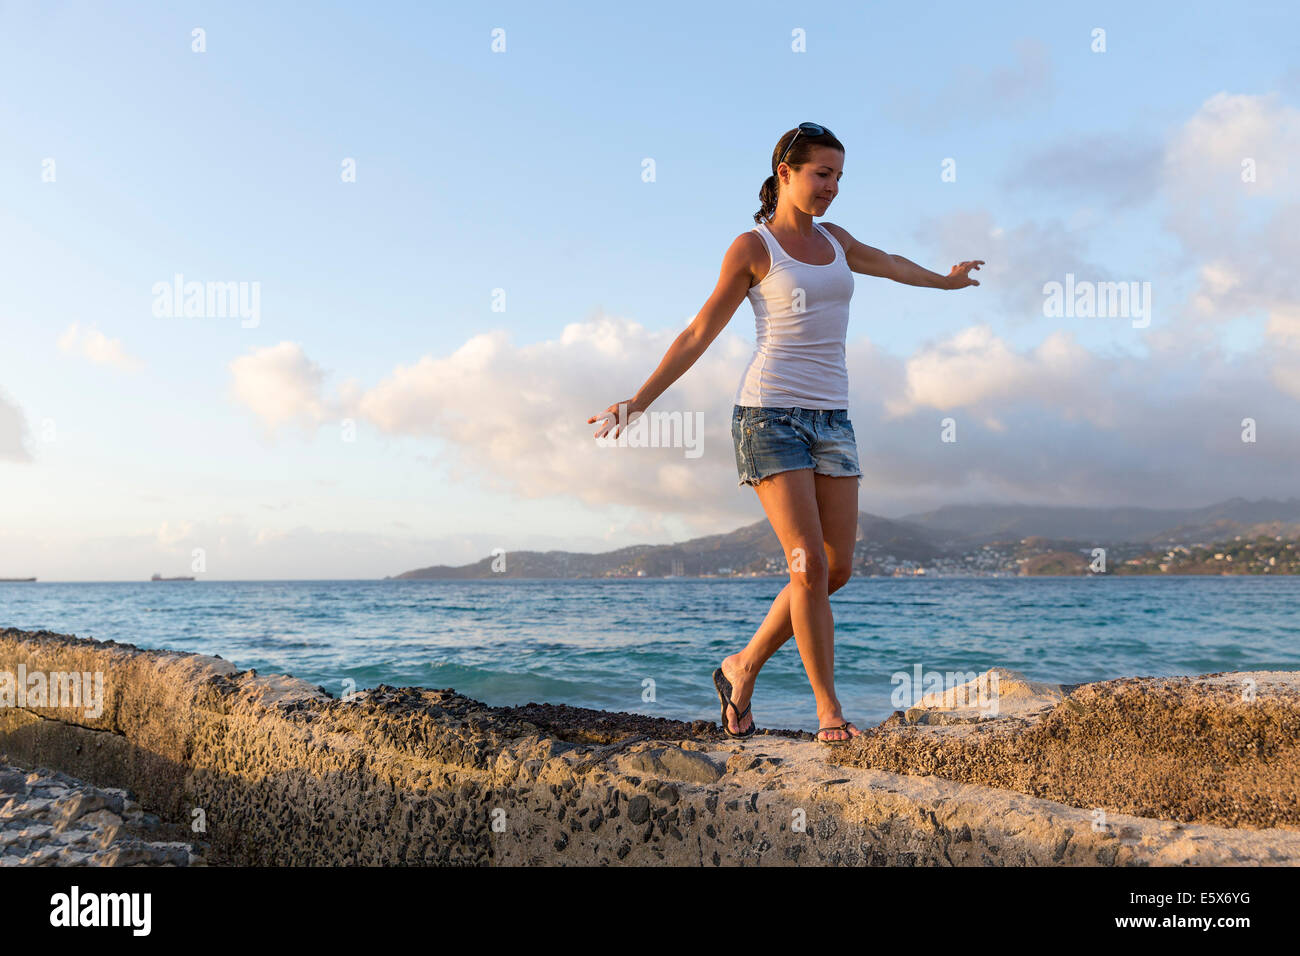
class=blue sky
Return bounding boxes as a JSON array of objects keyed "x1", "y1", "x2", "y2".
[{"x1": 2, "y1": 0, "x2": 1299, "y2": 580}]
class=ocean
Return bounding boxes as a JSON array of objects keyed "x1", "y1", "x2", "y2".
[{"x1": 3, "y1": 577, "x2": 1298, "y2": 733}]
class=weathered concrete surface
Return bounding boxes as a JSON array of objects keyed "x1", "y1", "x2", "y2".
[
  {"x1": 1, "y1": 628, "x2": 1297, "y2": 866},
  {"x1": 832, "y1": 668, "x2": 1300, "y2": 831}
]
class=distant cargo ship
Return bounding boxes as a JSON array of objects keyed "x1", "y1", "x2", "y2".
[
  {"x1": 0, "y1": 577, "x2": 36, "y2": 582},
  {"x1": 150, "y1": 573, "x2": 195, "y2": 581}
]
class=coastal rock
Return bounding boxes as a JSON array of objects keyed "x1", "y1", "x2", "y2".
[
  {"x1": 0, "y1": 759, "x2": 202, "y2": 867},
  {"x1": 626, "y1": 794, "x2": 651, "y2": 824},
  {"x1": 1, "y1": 627, "x2": 1297, "y2": 866},
  {"x1": 833, "y1": 670, "x2": 1300, "y2": 831},
  {"x1": 656, "y1": 747, "x2": 725, "y2": 784},
  {"x1": 903, "y1": 667, "x2": 1066, "y2": 724}
]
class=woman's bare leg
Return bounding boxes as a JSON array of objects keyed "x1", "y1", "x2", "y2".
[{"x1": 719, "y1": 470, "x2": 861, "y2": 739}]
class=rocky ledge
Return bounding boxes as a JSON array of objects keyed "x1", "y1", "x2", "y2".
[
  {"x1": 831, "y1": 668, "x2": 1300, "y2": 831},
  {"x1": 1, "y1": 762, "x2": 204, "y2": 866},
  {"x1": 0, "y1": 627, "x2": 1296, "y2": 866}
]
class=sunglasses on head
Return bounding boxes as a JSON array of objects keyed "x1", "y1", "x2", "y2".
[{"x1": 776, "y1": 122, "x2": 835, "y2": 169}]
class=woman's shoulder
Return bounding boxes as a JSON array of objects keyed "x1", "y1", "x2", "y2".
[
  {"x1": 734, "y1": 227, "x2": 770, "y2": 288},
  {"x1": 818, "y1": 221, "x2": 851, "y2": 250}
]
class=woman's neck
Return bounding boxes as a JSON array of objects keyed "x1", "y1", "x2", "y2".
[{"x1": 767, "y1": 208, "x2": 817, "y2": 237}]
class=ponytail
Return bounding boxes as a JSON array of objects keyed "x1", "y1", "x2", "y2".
[{"x1": 753, "y1": 174, "x2": 779, "y2": 225}]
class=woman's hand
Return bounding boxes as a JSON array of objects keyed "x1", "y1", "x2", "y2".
[
  {"x1": 944, "y1": 260, "x2": 984, "y2": 289},
  {"x1": 588, "y1": 398, "x2": 646, "y2": 440}
]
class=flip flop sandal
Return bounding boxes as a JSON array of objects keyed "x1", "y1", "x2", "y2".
[
  {"x1": 816, "y1": 721, "x2": 859, "y2": 745},
  {"x1": 713, "y1": 667, "x2": 757, "y2": 738}
]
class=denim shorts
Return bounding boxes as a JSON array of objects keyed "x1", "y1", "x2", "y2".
[{"x1": 731, "y1": 405, "x2": 863, "y2": 487}]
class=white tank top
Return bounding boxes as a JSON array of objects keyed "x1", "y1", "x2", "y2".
[{"x1": 733, "y1": 220, "x2": 854, "y2": 409}]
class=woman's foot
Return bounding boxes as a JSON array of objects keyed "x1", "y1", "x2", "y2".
[
  {"x1": 815, "y1": 715, "x2": 861, "y2": 742},
  {"x1": 719, "y1": 653, "x2": 757, "y2": 735}
]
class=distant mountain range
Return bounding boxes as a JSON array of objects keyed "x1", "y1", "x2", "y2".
[
  {"x1": 387, "y1": 497, "x2": 1300, "y2": 579},
  {"x1": 896, "y1": 497, "x2": 1300, "y2": 548}
]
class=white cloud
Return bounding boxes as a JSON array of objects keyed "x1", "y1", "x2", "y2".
[
  {"x1": 352, "y1": 316, "x2": 754, "y2": 514},
  {"x1": 0, "y1": 386, "x2": 33, "y2": 463},
  {"x1": 885, "y1": 324, "x2": 1108, "y2": 426},
  {"x1": 1158, "y1": 92, "x2": 1300, "y2": 400},
  {"x1": 155, "y1": 520, "x2": 194, "y2": 549},
  {"x1": 1268, "y1": 305, "x2": 1300, "y2": 400},
  {"x1": 228, "y1": 341, "x2": 338, "y2": 435},
  {"x1": 1200, "y1": 261, "x2": 1242, "y2": 297},
  {"x1": 225, "y1": 313, "x2": 1300, "y2": 516},
  {"x1": 1267, "y1": 304, "x2": 1300, "y2": 348},
  {"x1": 1162, "y1": 91, "x2": 1300, "y2": 318},
  {"x1": 910, "y1": 207, "x2": 1110, "y2": 323},
  {"x1": 57, "y1": 323, "x2": 143, "y2": 372}
]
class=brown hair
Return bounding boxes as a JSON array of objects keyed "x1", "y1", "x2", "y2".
[{"x1": 754, "y1": 126, "x2": 846, "y2": 225}]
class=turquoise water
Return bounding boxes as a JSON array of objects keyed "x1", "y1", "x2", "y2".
[{"x1": 3, "y1": 577, "x2": 1298, "y2": 733}]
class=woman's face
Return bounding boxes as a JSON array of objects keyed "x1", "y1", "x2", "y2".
[{"x1": 779, "y1": 145, "x2": 843, "y2": 215}]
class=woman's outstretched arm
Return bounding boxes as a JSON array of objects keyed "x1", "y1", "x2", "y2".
[
  {"x1": 821, "y1": 221, "x2": 983, "y2": 289},
  {"x1": 588, "y1": 233, "x2": 757, "y2": 439}
]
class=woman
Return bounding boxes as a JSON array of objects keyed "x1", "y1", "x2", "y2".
[{"x1": 588, "y1": 123, "x2": 983, "y2": 744}]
